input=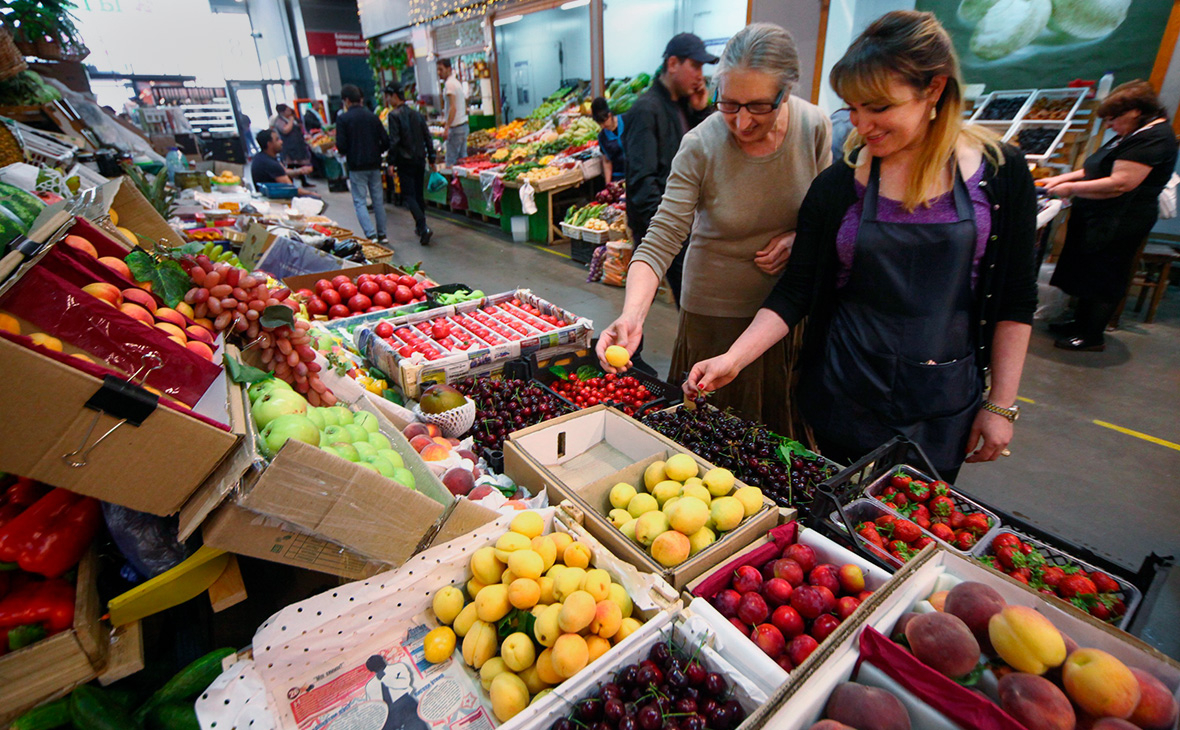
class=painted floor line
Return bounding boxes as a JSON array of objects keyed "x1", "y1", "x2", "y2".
[
  {"x1": 1092, "y1": 420, "x2": 1180, "y2": 452},
  {"x1": 1016, "y1": 396, "x2": 1036, "y2": 404}
]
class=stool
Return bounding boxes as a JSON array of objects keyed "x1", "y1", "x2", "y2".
[{"x1": 1129, "y1": 241, "x2": 1179, "y2": 323}]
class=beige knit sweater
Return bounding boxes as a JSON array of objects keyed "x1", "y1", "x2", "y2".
[{"x1": 631, "y1": 95, "x2": 832, "y2": 318}]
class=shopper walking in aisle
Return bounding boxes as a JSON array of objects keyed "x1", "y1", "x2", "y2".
[
  {"x1": 684, "y1": 11, "x2": 1038, "y2": 481},
  {"x1": 275, "y1": 105, "x2": 315, "y2": 188},
  {"x1": 437, "y1": 58, "x2": 468, "y2": 166},
  {"x1": 385, "y1": 82, "x2": 436, "y2": 247},
  {"x1": 1042, "y1": 80, "x2": 1178, "y2": 352},
  {"x1": 250, "y1": 129, "x2": 317, "y2": 197},
  {"x1": 336, "y1": 84, "x2": 391, "y2": 243},
  {"x1": 591, "y1": 98, "x2": 627, "y2": 182},
  {"x1": 624, "y1": 32, "x2": 718, "y2": 307},
  {"x1": 597, "y1": 24, "x2": 831, "y2": 437}
]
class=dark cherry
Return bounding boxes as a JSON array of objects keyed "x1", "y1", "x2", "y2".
[
  {"x1": 682, "y1": 715, "x2": 706, "y2": 730},
  {"x1": 637, "y1": 704, "x2": 662, "y2": 730},
  {"x1": 577, "y1": 698, "x2": 603, "y2": 721},
  {"x1": 663, "y1": 720, "x2": 681, "y2": 730},
  {"x1": 627, "y1": 686, "x2": 645, "y2": 702},
  {"x1": 701, "y1": 699, "x2": 719, "y2": 716},
  {"x1": 709, "y1": 704, "x2": 735, "y2": 730},
  {"x1": 674, "y1": 698, "x2": 698, "y2": 715},
  {"x1": 592, "y1": 723, "x2": 611, "y2": 730},
  {"x1": 666, "y1": 667, "x2": 687, "y2": 688},
  {"x1": 684, "y1": 661, "x2": 706, "y2": 686},
  {"x1": 656, "y1": 693, "x2": 672, "y2": 713},
  {"x1": 704, "y1": 672, "x2": 728, "y2": 697},
  {"x1": 649, "y1": 642, "x2": 672, "y2": 667},
  {"x1": 724, "y1": 700, "x2": 745, "y2": 725},
  {"x1": 682, "y1": 687, "x2": 700, "y2": 701},
  {"x1": 617, "y1": 718, "x2": 638, "y2": 730},
  {"x1": 636, "y1": 663, "x2": 663, "y2": 687},
  {"x1": 600, "y1": 683, "x2": 621, "y2": 701},
  {"x1": 617, "y1": 665, "x2": 639, "y2": 687},
  {"x1": 604, "y1": 698, "x2": 625, "y2": 723},
  {"x1": 553, "y1": 720, "x2": 575, "y2": 730}
]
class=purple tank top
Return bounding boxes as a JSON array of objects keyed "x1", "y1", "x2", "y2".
[{"x1": 836, "y1": 163, "x2": 991, "y2": 288}]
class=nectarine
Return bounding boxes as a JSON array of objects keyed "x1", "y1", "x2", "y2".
[
  {"x1": 185, "y1": 340, "x2": 214, "y2": 361},
  {"x1": 98, "y1": 256, "x2": 131, "y2": 279},
  {"x1": 81, "y1": 282, "x2": 122, "y2": 307},
  {"x1": 154, "y1": 322, "x2": 187, "y2": 341},
  {"x1": 155, "y1": 308, "x2": 186, "y2": 327},
  {"x1": 1063, "y1": 648, "x2": 1140, "y2": 720},
  {"x1": 420, "y1": 444, "x2": 450, "y2": 461},
  {"x1": 63, "y1": 235, "x2": 97, "y2": 257},
  {"x1": 119, "y1": 302, "x2": 154, "y2": 325},
  {"x1": 121, "y1": 288, "x2": 157, "y2": 313}
]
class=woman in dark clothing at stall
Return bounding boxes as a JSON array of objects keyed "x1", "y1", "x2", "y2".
[
  {"x1": 684, "y1": 11, "x2": 1038, "y2": 481},
  {"x1": 1043, "y1": 80, "x2": 1178, "y2": 351}
]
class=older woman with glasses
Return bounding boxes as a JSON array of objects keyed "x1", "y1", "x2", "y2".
[{"x1": 596, "y1": 22, "x2": 831, "y2": 436}]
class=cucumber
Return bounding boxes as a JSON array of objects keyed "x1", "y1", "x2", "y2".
[
  {"x1": 68, "y1": 685, "x2": 136, "y2": 730},
  {"x1": 11, "y1": 697, "x2": 70, "y2": 730},
  {"x1": 134, "y1": 648, "x2": 236, "y2": 724},
  {"x1": 146, "y1": 703, "x2": 199, "y2": 730}
]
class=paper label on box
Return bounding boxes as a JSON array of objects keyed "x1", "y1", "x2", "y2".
[{"x1": 239, "y1": 222, "x2": 270, "y2": 270}]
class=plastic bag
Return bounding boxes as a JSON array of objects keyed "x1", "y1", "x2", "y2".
[
  {"x1": 426, "y1": 171, "x2": 447, "y2": 193},
  {"x1": 102, "y1": 502, "x2": 192, "y2": 579},
  {"x1": 448, "y1": 174, "x2": 468, "y2": 211},
  {"x1": 520, "y1": 180, "x2": 537, "y2": 215}
]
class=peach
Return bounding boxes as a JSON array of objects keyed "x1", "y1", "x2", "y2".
[
  {"x1": 175, "y1": 301, "x2": 195, "y2": 319},
  {"x1": 0, "y1": 312, "x2": 18, "y2": 335},
  {"x1": 98, "y1": 256, "x2": 131, "y2": 279},
  {"x1": 154, "y1": 321, "x2": 187, "y2": 341},
  {"x1": 29, "y1": 333, "x2": 63, "y2": 351},
  {"x1": 425, "y1": 423, "x2": 442, "y2": 437},
  {"x1": 185, "y1": 340, "x2": 214, "y2": 361},
  {"x1": 193, "y1": 317, "x2": 214, "y2": 332},
  {"x1": 928, "y1": 590, "x2": 948, "y2": 612},
  {"x1": 64, "y1": 235, "x2": 97, "y2": 257},
  {"x1": 121, "y1": 288, "x2": 157, "y2": 313},
  {"x1": 120, "y1": 302, "x2": 154, "y2": 325},
  {"x1": 989, "y1": 605, "x2": 1066, "y2": 675},
  {"x1": 535, "y1": 648, "x2": 563, "y2": 684},
  {"x1": 944, "y1": 581, "x2": 1006, "y2": 652},
  {"x1": 998, "y1": 672, "x2": 1076, "y2": 730},
  {"x1": 135, "y1": 279, "x2": 153, "y2": 292},
  {"x1": 1128, "y1": 667, "x2": 1179, "y2": 730},
  {"x1": 422, "y1": 443, "x2": 452, "y2": 461},
  {"x1": 186, "y1": 325, "x2": 213, "y2": 344},
  {"x1": 82, "y1": 282, "x2": 122, "y2": 307},
  {"x1": 155, "y1": 307, "x2": 186, "y2": 327},
  {"x1": 651, "y1": 530, "x2": 691, "y2": 567},
  {"x1": 409, "y1": 434, "x2": 434, "y2": 452},
  {"x1": 824, "y1": 682, "x2": 910, "y2": 730},
  {"x1": 432, "y1": 436, "x2": 453, "y2": 449},
  {"x1": 905, "y1": 611, "x2": 980, "y2": 678},
  {"x1": 1063, "y1": 649, "x2": 1141, "y2": 720},
  {"x1": 1091, "y1": 720, "x2": 1140, "y2": 730},
  {"x1": 585, "y1": 634, "x2": 611, "y2": 663},
  {"x1": 167, "y1": 335, "x2": 187, "y2": 348},
  {"x1": 808, "y1": 723, "x2": 856, "y2": 730},
  {"x1": 402, "y1": 422, "x2": 431, "y2": 439}
]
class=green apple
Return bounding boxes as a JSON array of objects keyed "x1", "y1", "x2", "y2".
[
  {"x1": 367, "y1": 432, "x2": 392, "y2": 451},
  {"x1": 392, "y1": 466, "x2": 416, "y2": 489},
  {"x1": 326, "y1": 406, "x2": 353, "y2": 425},
  {"x1": 259, "y1": 413, "x2": 320, "y2": 457},
  {"x1": 252, "y1": 390, "x2": 308, "y2": 429},
  {"x1": 321, "y1": 445, "x2": 339, "y2": 459},
  {"x1": 318, "y1": 406, "x2": 341, "y2": 428},
  {"x1": 377, "y1": 449, "x2": 404, "y2": 468},
  {"x1": 330, "y1": 442, "x2": 359, "y2": 462},
  {"x1": 366, "y1": 455, "x2": 396, "y2": 477},
  {"x1": 248, "y1": 377, "x2": 292, "y2": 404},
  {"x1": 356, "y1": 462, "x2": 380, "y2": 473},
  {"x1": 305, "y1": 407, "x2": 326, "y2": 430},
  {"x1": 353, "y1": 411, "x2": 380, "y2": 434},
  {"x1": 322, "y1": 424, "x2": 353, "y2": 444},
  {"x1": 343, "y1": 423, "x2": 369, "y2": 443},
  {"x1": 353, "y1": 441, "x2": 378, "y2": 462}
]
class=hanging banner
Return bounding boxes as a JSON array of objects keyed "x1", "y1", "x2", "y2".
[
  {"x1": 305, "y1": 31, "x2": 369, "y2": 57},
  {"x1": 914, "y1": 0, "x2": 1172, "y2": 90}
]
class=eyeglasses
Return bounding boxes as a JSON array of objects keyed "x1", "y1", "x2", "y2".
[{"x1": 715, "y1": 87, "x2": 786, "y2": 115}]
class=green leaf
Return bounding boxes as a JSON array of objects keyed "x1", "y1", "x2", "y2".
[
  {"x1": 124, "y1": 249, "x2": 156, "y2": 283},
  {"x1": 383, "y1": 389, "x2": 403, "y2": 405},
  {"x1": 0, "y1": 561, "x2": 19, "y2": 571},
  {"x1": 496, "y1": 608, "x2": 537, "y2": 641},
  {"x1": 576, "y1": 365, "x2": 602, "y2": 380},
  {"x1": 548, "y1": 365, "x2": 569, "y2": 381},
  {"x1": 223, "y1": 355, "x2": 272, "y2": 384},
  {"x1": 154, "y1": 259, "x2": 192, "y2": 308},
  {"x1": 1061, "y1": 564, "x2": 1080, "y2": 574},
  {"x1": 953, "y1": 661, "x2": 986, "y2": 687},
  {"x1": 260, "y1": 305, "x2": 295, "y2": 330},
  {"x1": 402, "y1": 262, "x2": 421, "y2": 275},
  {"x1": 170, "y1": 242, "x2": 205, "y2": 257}
]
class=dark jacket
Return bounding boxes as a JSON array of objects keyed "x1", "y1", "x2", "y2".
[
  {"x1": 763, "y1": 144, "x2": 1038, "y2": 375},
  {"x1": 335, "y1": 105, "x2": 389, "y2": 171},
  {"x1": 388, "y1": 105, "x2": 435, "y2": 167},
  {"x1": 622, "y1": 80, "x2": 712, "y2": 242}
]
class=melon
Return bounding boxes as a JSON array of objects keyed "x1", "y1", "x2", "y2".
[{"x1": 0, "y1": 182, "x2": 45, "y2": 229}]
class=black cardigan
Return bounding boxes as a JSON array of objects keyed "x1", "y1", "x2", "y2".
[{"x1": 763, "y1": 144, "x2": 1038, "y2": 375}]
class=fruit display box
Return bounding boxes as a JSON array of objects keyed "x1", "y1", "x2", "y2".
[
  {"x1": 355, "y1": 289, "x2": 593, "y2": 399},
  {"x1": 198, "y1": 508, "x2": 680, "y2": 730},
  {"x1": 683, "y1": 522, "x2": 894, "y2": 698},
  {"x1": 504, "y1": 405, "x2": 789, "y2": 590},
  {"x1": 283, "y1": 263, "x2": 439, "y2": 324},
  {"x1": 111, "y1": 175, "x2": 187, "y2": 247},
  {"x1": 863, "y1": 464, "x2": 1002, "y2": 543},
  {"x1": 748, "y1": 546, "x2": 1180, "y2": 730},
  {"x1": 0, "y1": 548, "x2": 108, "y2": 724},
  {"x1": 231, "y1": 386, "x2": 499, "y2": 566},
  {"x1": 530, "y1": 348, "x2": 680, "y2": 418}
]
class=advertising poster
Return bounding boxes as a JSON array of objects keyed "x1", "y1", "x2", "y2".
[{"x1": 914, "y1": 0, "x2": 1173, "y2": 89}]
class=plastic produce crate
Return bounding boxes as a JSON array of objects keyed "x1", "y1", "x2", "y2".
[
  {"x1": 530, "y1": 347, "x2": 679, "y2": 416},
  {"x1": 862, "y1": 464, "x2": 1002, "y2": 552}
]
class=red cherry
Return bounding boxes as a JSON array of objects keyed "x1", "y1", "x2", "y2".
[{"x1": 320, "y1": 289, "x2": 341, "y2": 306}]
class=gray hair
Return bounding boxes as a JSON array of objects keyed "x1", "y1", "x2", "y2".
[{"x1": 715, "y1": 23, "x2": 801, "y2": 96}]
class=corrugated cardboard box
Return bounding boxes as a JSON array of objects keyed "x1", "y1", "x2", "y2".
[{"x1": 111, "y1": 176, "x2": 186, "y2": 247}]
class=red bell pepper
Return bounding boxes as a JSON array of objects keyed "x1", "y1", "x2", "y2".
[
  {"x1": 0, "y1": 489, "x2": 102, "y2": 577},
  {"x1": 0, "y1": 578, "x2": 75, "y2": 633},
  {"x1": 0, "y1": 478, "x2": 49, "y2": 532}
]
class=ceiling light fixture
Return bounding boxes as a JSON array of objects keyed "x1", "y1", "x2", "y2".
[
  {"x1": 560, "y1": 0, "x2": 590, "y2": 8},
  {"x1": 492, "y1": 14, "x2": 523, "y2": 26}
]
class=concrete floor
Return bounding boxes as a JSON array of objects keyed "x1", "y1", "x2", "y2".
[{"x1": 317, "y1": 187, "x2": 1180, "y2": 658}]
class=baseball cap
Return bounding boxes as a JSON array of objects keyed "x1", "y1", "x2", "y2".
[{"x1": 663, "y1": 33, "x2": 719, "y2": 64}]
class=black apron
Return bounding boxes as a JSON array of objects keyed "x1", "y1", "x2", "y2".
[{"x1": 804, "y1": 158, "x2": 982, "y2": 473}]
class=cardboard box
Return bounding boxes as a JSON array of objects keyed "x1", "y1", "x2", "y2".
[
  {"x1": 282, "y1": 262, "x2": 435, "y2": 295},
  {"x1": 0, "y1": 549, "x2": 109, "y2": 724},
  {"x1": 504, "y1": 405, "x2": 791, "y2": 589},
  {"x1": 111, "y1": 176, "x2": 186, "y2": 247},
  {"x1": 356, "y1": 289, "x2": 592, "y2": 399}
]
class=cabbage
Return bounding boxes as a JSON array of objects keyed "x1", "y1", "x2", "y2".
[
  {"x1": 1049, "y1": 0, "x2": 1131, "y2": 39},
  {"x1": 970, "y1": 0, "x2": 1052, "y2": 59}
]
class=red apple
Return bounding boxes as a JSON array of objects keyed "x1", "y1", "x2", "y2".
[
  {"x1": 771, "y1": 605, "x2": 805, "y2": 638},
  {"x1": 732, "y1": 565, "x2": 763, "y2": 594},
  {"x1": 750, "y1": 624, "x2": 786, "y2": 659},
  {"x1": 373, "y1": 291, "x2": 393, "y2": 308},
  {"x1": 838, "y1": 564, "x2": 866, "y2": 595},
  {"x1": 375, "y1": 322, "x2": 394, "y2": 338},
  {"x1": 314, "y1": 279, "x2": 333, "y2": 294},
  {"x1": 321, "y1": 289, "x2": 341, "y2": 306},
  {"x1": 787, "y1": 634, "x2": 819, "y2": 666},
  {"x1": 811, "y1": 614, "x2": 842, "y2": 643},
  {"x1": 328, "y1": 304, "x2": 350, "y2": 319},
  {"x1": 775, "y1": 655, "x2": 795, "y2": 673},
  {"x1": 359, "y1": 280, "x2": 380, "y2": 297},
  {"x1": 307, "y1": 297, "x2": 328, "y2": 316},
  {"x1": 783, "y1": 544, "x2": 818, "y2": 573},
  {"x1": 394, "y1": 285, "x2": 413, "y2": 304},
  {"x1": 763, "y1": 578, "x2": 794, "y2": 607},
  {"x1": 711, "y1": 589, "x2": 741, "y2": 619},
  {"x1": 347, "y1": 293, "x2": 372, "y2": 312},
  {"x1": 737, "y1": 592, "x2": 769, "y2": 626},
  {"x1": 331, "y1": 275, "x2": 351, "y2": 288},
  {"x1": 772, "y1": 558, "x2": 806, "y2": 587},
  {"x1": 727, "y1": 617, "x2": 749, "y2": 636},
  {"x1": 790, "y1": 585, "x2": 828, "y2": 620},
  {"x1": 398, "y1": 275, "x2": 417, "y2": 288},
  {"x1": 338, "y1": 282, "x2": 358, "y2": 299},
  {"x1": 809, "y1": 564, "x2": 841, "y2": 594},
  {"x1": 835, "y1": 596, "x2": 861, "y2": 620}
]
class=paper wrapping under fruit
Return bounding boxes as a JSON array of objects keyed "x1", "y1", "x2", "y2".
[
  {"x1": 1, "y1": 264, "x2": 223, "y2": 407},
  {"x1": 196, "y1": 508, "x2": 679, "y2": 730},
  {"x1": 691, "y1": 523, "x2": 798, "y2": 599}
]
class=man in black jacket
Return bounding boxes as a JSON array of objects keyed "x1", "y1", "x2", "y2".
[
  {"x1": 623, "y1": 33, "x2": 717, "y2": 306},
  {"x1": 385, "y1": 83, "x2": 436, "y2": 246},
  {"x1": 336, "y1": 84, "x2": 390, "y2": 242}
]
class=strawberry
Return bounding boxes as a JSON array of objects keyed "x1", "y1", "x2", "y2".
[
  {"x1": 991, "y1": 533, "x2": 1022, "y2": 552},
  {"x1": 1040, "y1": 566, "x2": 1065, "y2": 588},
  {"x1": 1019, "y1": 542, "x2": 1035, "y2": 555},
  {"x1": 954, "y1": 531, "x2": 977, "y2": 550},
  {"x1": 911, "y1": 504, "x2": 930, "y2": 522},
  {"x1": 963, "y1": 513, "x2": 991, "y2": 536},
  {"x1": 890, "y1": 472, "x2": 912, "y2": 491},
  {"x1": 930, "y1": 480, "x2": 951, "y2": 497},
  {"x1": 1091, "y1": 571, "x2": 1120, "y2": 594},
  {"x1": 904, "y1": 480, "x2": 930, "y2": 503},
  {"x1": 950, "y1": 511, "x2": 967, "y2": 530},
  {"x1": 913, "y1": 513, "x2": 931, "y2": 530},
  {"x1": 1089, "y1": 602, "x2": 1111, "y2": 620},
  {"x1": 929, "y1": 523, "x2": 955, "y2": 542},
  {"x1": 1010, "y1": 568, "x2": 1031, "y2": 584},
  {"x1": 874, "y1": 515, "x2": 897, "y2": 531},
  {"x1": 929, "y1": 495, "x2": 955, "y2": 518},
  {"x1": 882, "y1": 486, "x2": 898, "y2": 497},
  {"x1": 893, "y1": 519, "x2": 921, "y2": 543},
  {"x1": 1039, "y1": 588, "x2": 1057, "y2": 597},
  {"x1": 888, "y1": 492, "x2": 909, "y2": 508},
  {"x1": 913, "y1": 536, "x2": 934, "y2": 550},
  {"x1": 995, "y1": 545, "x2": 1020, "y2": 570},
  {"x1": 888, "y1": 540, "x2": 914, "y2": 562},
  {"x1": 1058, "y1": 574, "x2": 1097, "y2": 598},
  {"x1": 1110, "y1": 598, "x2": 1127, "y2": 617},
  {"x1": 856, "y1": 522, "x2": 885, "y2": 547}
]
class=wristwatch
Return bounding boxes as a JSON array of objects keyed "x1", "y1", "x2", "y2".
[{"x1": 982, "y1": 401, "x2": 1020, "y2": 422}]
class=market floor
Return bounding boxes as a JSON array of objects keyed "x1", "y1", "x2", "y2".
[{"x1": 320, "y1": 187, "x2": 1180, "y2": 658}]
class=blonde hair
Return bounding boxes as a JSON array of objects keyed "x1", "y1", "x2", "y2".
[
  {"x1": 715, "y1": 23, "x2": 800, "y2": 95},
  {"x1": 830, "y1": 11, "x2": 1002, "y2": 211}
]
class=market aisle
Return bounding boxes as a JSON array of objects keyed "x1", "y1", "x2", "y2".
[{"x1": 322, "y1": 187, "x2": 1180, "y2": 657}]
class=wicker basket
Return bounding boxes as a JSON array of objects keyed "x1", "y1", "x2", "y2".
[
  {"x1": 0, "y1": 122, "x2": 23, "y2": 168},
  {"x1": 32, "y1": 38, "x2": 89, "y2": 63},
  {"x1": 0, "y1": 28, "x2": 27, "y2": 82}
]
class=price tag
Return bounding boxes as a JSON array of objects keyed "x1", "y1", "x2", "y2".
[{"x1": 239, "y1": 222, "x2": 271, "y2": 270}]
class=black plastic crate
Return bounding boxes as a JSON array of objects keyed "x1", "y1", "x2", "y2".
[
  {"x1": 529, "y1": 347, "x2": 679, "y2": 416},
  {"x1": 571, "y1": 239, "x2": 600, "y2": 265}
]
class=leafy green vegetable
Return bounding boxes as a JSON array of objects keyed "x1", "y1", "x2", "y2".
[{"x1": 0, "y1": 71, "x2": 62, "y2": 106}]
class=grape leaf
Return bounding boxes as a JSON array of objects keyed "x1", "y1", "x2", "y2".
[
  {"x1": 223, "y1": 354, "x2": 271, "y2": 384},
  {"x1": 260, "y1": 305, "x2": 294, "y2": 329},
  {"x1": 548, "y1": 365, "x2": 568, "y2": 381},
  {"x1": 155, "y1": 259, "x2": 193, "y2": 308},
  {"x1": 123, "y1": 249, "x2": 156, "y2": 283}
]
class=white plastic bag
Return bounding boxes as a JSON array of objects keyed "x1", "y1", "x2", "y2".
[
  {"x1": 520, "y1": 180, "x2": 537, "y2": 215},
  {"x1": 1158, "y1": 172, "x2": 1179, "y2": 219}
]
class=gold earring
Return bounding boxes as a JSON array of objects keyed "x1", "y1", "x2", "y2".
[{"x1": 929, "y1": 107, "x2": 937, "y2": 120}]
